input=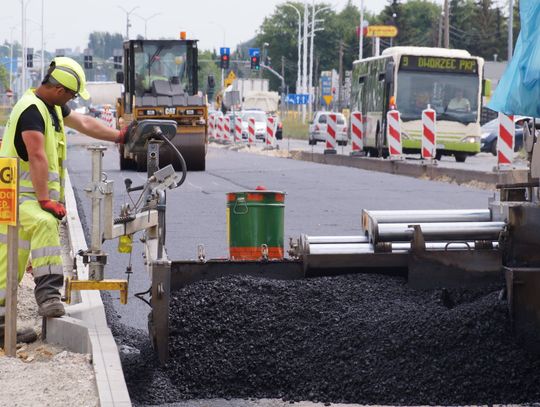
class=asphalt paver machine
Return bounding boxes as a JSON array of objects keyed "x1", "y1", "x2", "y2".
[{"x1": 70, "y1": 119, "x2": 540, "y2": 365}]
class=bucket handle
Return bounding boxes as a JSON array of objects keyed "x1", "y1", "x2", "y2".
[{"x1": 233, "y1": 197, "x2": 249, "y2": 215}]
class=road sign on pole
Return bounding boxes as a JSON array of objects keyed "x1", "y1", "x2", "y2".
[
  {"x1": 220, "y1": 47, "x2": 230, "y2": 56},
  {"x1": 365, "y1": 25, "x2": 398, "y2": 38},
  {"x1": 286, "y1": 94, "x2": 310, "y2": 105},
  {"x1": 249, "y1": 48, "x2": 260, "y2": 57},
  {"x1": 0, "y1": 157, "x2": 19, "y2": 357},
  {"x1": 321, "y1": 77, "x2": 333, "y2": 106}
]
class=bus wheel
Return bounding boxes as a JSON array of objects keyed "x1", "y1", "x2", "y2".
[
  {"x1": 454, "y1": 153, "x2": 467, "y2": 163},
  {"x1": 435, "y1": 151, "x2": 443, "y2": 160}
]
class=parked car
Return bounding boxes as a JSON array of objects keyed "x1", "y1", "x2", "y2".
[
  {"x1": 308, "y1": 112, "x2": 348, "y2": 145},
  {"x1": 241, "y1": 110, "x2": 268, "y2": 140},
  {"x1": 480, "y1": 116, "x2": 529, "y2": 155}
]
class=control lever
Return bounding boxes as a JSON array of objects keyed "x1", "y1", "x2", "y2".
[{"x1": 124, "y1": 177, "x2": 144, "y2": 193}]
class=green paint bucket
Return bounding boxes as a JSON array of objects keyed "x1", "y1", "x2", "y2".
[{"x1": 226, "y1": 189, "x2": 285, "y2": 260}]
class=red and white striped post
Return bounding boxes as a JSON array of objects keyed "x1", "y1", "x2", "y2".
[
  {"x1": 386, "y1": 110, "x2": 402, "y2": 158},
  {"x1": 216, "y1": 116, "x2": 223, "y2": 142},
  {"x1": 248, "y1": 117, "x2": 256, "y2": 146},
  {"x1": 350, "y1": 111, "x2": 363, "y2": 156},
  {"x1": 234, "y1": 116, "x2": 243, "y2": 143},
  {"x1": 421, "y1": 106, "x2": 437, "y2": 161},
  {"x1": 266, "y1": 116, "x2": 276, "y2": 149},
  {"x1": 223, "y1": 116, "x2": 231, "y2": 143},
  {"x1": 208, "y1": 114, "x2": 215, "y2": 141},
  {"x1": 497, "y1": 112, "x2": 514, "y2": 169},
  {"x1": 324, "y1": 113, "x2": 338, "y2": 155},
  {"x1": 101, "y1": 105, "x2": 114, "y2": 128}
]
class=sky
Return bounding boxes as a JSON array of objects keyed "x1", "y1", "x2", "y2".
[{"x1": 0, "y1": 0, "x2": 386, "y2": 53}]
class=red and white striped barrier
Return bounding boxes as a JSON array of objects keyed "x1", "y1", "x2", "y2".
[
  {"x1": 497, "y1": 112, "x2": 514, "y2": 167},
  {"x1": 248, "y1": 117, "x2": 256, "y2": 145},
  {"x1": 216, "y1": 116, "x2": 223, "y2": 142},
  {"x1": 266, "y1": 116, "x2": 276, "y2": 148},
  {"x1": 350, "y1": 111, "x2": 363, "y2": 155},
  {"x1": 386, "y1": 110, "x2": 402, "y2": 158},
  {"x1": 208, "y1": 114, "x2": 216, "y2": 141},
  {"x1": 324, "y1": 113, "x2": 338, "y2": 154},
  {"x1": 421, "y1": 107, "x2": 437, "y2": 160},
  {"x1": 100, "y1": 106, "x2": 114, "y2": 128},
  {"x1": 234, "y1": 116, "x2": 243, "y2": 143},
  {"x1": 224, "y1": 116, "x2": 231, "y2": 143}
]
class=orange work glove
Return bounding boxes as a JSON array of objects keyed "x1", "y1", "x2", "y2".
[
  {"x1": 117, "y1": 121, "x2": 138, "y2": 144},
  {"x1": 39, "y1": 200, "x2": 66, "y2": 220}
]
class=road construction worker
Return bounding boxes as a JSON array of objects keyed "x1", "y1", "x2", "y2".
[{"x1": 0, "y1": 57, "x2": 132, "y2": 345}]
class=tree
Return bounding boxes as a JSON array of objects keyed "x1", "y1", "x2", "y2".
[
  {"x1": 449, "y1": 0, "x2": 508, "y2": 60},
  {"x1": 198, "y1": 49, "x2": 221, "y2": 99},
  {"x1": 377, "y1": 0, "x2": 440, "y2": 48},
  {"x1": 0, "y1": 64, "x2": 8, "y2": 91},
  {"x1": 256, "y1": 2, "x2": 306, "y2": 91},
  {"x1": 87, "y1": 32, "x2": 124, "y2": 59}
]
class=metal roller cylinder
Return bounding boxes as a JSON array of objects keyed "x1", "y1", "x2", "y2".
[
  {"x1": 362, "y1": 209, "x2": 491, "y2": 231},
  {"x1": 374, "y1": 221, "x2": 505, "y2": 243},
  {"x1": 307, "y1": 243, "x2": 374, "y2": 255},
  {"x1": 303, "y1": 241, "x2": 498, "y2": 256},
  {"x1": 304, "y1": 235, "x2": 369, "y2": 244}
]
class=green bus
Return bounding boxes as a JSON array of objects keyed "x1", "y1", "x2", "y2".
[{"x1": 350, "y1": 46, "x2": 486, "y2": 162}]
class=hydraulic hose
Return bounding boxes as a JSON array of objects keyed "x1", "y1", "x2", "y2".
[{"x1": 154, "y1": 128, "x2": 188, "y2": 187}]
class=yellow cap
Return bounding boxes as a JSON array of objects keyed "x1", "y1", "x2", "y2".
[{"x1": 48, "y1": 57, "x2": 90, "y2": 100}]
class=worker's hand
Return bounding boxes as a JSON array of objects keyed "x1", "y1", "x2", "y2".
[
  {"x1": 117, "y1": 121, "x2": 138, "y2": 144},
  {"x1": 39, "y1": 200, "x2": 66, "y2": 220}
]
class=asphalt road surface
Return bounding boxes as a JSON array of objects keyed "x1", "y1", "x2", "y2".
[{"x1": 67, "y1": 134, "x2": 492, "y2": 331}]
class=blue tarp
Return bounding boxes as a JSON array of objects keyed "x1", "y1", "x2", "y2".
[{"x1": 488, "y1": 0, "x2": 540, "y2": 116}]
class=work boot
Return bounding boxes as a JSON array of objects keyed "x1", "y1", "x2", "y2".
[
  {"x1": 0, "y1": 327, "x2": 38, "y2": 348},
  {"x1": 37, "y1": 298, "x2": 65, "y2": 318}
]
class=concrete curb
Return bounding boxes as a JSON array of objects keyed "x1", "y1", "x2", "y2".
[
  {"x1": 212, "y1": 142, "x2": 528, "y2": 187},
  {"x1": 44, "y1": 172, "x2": 132, "y2": 407}
]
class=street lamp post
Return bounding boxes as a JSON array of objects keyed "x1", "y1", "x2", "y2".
[
  {"x1": 261, "y1": 42, "x2": 269, "y2": 79},
  {"x1": 359, "y1": 0, "x2": 364, "y2": 60},
  {"x1": 308, "y1": 4, "x2": 330, "y2": 118},
  {"x1": 134, "y1": 12, "x2": 161, "y2": 39},
  {"x1": 41, "y1": 0, "x2": 44, "y2": 79},
  {"x1": 284, "y1": 3, "x2": 302, "y2": 94},
  {"x1": 210, "y1": 21, "x2": 226, "y2": 90},
  {"x1": 302, "y1": 1, "x2": 309, "y2": 123},
  {"x1": 118, "y1": 6, "x2": 140, "y2": 40}
]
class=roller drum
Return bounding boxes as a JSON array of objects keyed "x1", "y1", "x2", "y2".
[
  {"x1": 362, "y1": 209, "x2": 491, "y2": 231},
  {"x1": 306, "y1": 243, "x2": 374, "y2": 255},
  {"x1": 375, "y1": 221, "x2": 505, "y2": 243},
  {"x1": 304, "y1": 235, "x2": 369, "y2": 244}
]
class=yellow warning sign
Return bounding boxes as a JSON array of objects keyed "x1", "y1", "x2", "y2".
[
  {"x1": 366, "y1": 25, "x2": 399, "y2": 38},
  {"x1": 0, "y1": 157, "x2": 18, "y2": 225},
  {"x1": 224, "y1": 71, "x2": 237, "y2": 87},
  {"x1": 323, "y1": 95, "x2": 333, "y2": 106}
]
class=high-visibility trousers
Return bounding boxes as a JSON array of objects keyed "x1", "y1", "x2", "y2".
[{"x1": 0, "y1": 200, "x2": 63, "y2": 306}]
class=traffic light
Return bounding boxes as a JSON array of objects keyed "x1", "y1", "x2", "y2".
[
  {"x1": 250, "y1": 55, "x2": 260, "y2": 71},
  {"x1": 84, "y1": 55, "x2": 93, "y2": 69},
  {"x1": 26, "y1": 48, "x2": 33, "y2": 68},
  {"x1": 220, "y1": 54, "x2": 230, "y2": 69}
]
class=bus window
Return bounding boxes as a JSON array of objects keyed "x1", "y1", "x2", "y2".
[{"x1": 396, "y1": 70, "x2": 479, "y2": 124}]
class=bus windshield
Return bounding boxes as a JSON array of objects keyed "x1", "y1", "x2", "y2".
[
  {"x1": 134, "y1": 42, "x2": 188, "y2": 95},
  {"x1": 396, "y1": 70, "x2": 479, "y2": 124}
]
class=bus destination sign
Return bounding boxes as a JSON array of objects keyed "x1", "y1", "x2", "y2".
[{"x1": 399, "y1": 55, "x2": 478, "y2": 74}]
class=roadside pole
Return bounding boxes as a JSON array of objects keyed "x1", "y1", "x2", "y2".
[{"x1": 2, "y1": 157, "x2": 19, "y2": 357}]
